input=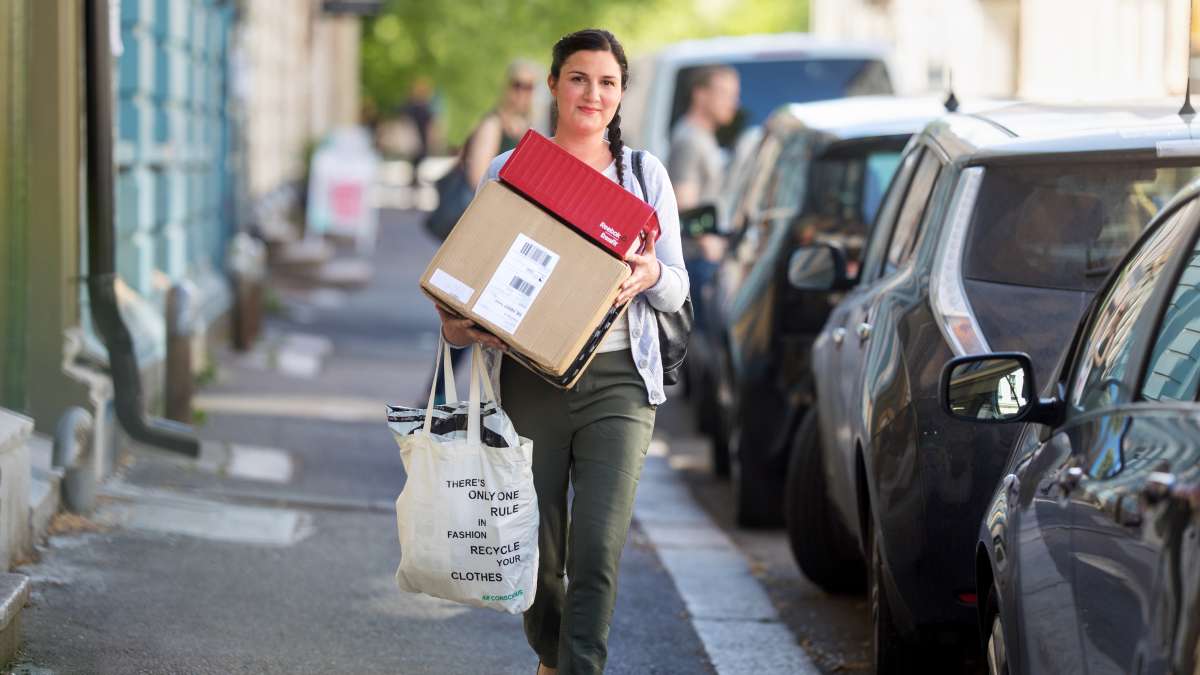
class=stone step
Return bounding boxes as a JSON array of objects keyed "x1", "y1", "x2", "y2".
[
  {"x1": 25, "y1": 434, "x2": 61, "y2": 545},
  {"x1": 0, "y1": 574, "x2": 30, "y2": 670},
  {"x1": 311, "y1": 257, "x2": 373, "y2": 290},
  {"x1": 269, "y1": 238, "x2": 335, "y2": 269}
]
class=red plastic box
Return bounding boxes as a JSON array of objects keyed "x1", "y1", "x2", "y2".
[{"x1": 499, "y1": 130, "x2": 661, "y2": 259}]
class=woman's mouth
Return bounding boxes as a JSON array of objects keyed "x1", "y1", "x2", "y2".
[{"x1": 578, "y1": 106, "x2": 601, "y2": 115}]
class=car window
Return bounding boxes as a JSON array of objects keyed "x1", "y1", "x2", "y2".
[
  {"x1": 670, "y1": 59, "x2": 893, "y2": 149},
  {"x1": 1070, "y1": 203, "x2": 1196, "y2": 412},
  {"x1": 864, "y1": 152, "x2": 903, "y2": 225},
  {"x1": 860, "y1": 147, "x2": 921, "y2": 283},
  {"x1": 1141, "y1": 202, "x2": 1200, "y2": 402},
  {"x1": 886, "y1": 151, "x2": 941, "y2": 270},
  {"x1": 728, "y1": 132, "x2": 782, "y2": 236},
  {"x1": 964, "y1": 163, "x2": 1200, "y2": 292},
  {"x1": 793, "y1": 146, "x2": 904, "y2": 277},
  {"x1": 761, "y1": 133, "x2": 812, "y2": 213}
]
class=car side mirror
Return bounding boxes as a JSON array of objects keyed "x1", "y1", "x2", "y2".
[
  {"x1": 787, "y1": 244, "x2": 850, "y2": 291},
  {"x1": 940, "y1": 352, "x2": 1063, "y2": 426},
  {"x1": 680, "y1": 203, "x2": 720, "y2": 239}
]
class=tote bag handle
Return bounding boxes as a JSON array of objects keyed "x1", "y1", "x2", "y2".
[
  {"x1": 422, "y1": 335, "x2": 459, "y2": 434},
  {"x1": 423, "y1": 338, "x2": 497, "y2": 443},
  {"x1": 466, "y1": 344, "x2": 497, "y2": 446}
]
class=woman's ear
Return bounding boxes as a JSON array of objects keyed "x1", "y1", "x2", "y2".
[{"x1": 546, "y1": 73, "x2": 556, "y2": 96}]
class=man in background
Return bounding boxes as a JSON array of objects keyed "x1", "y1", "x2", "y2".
[
  {"x1": 667, "y1": 65, "x2": 740, "y2": 328},
  {"x1": 668, "y1": 65, "x2": 739, "y2": 209}
]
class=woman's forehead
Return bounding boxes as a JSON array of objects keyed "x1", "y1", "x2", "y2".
[{"x1": 561, "y1": 50, "x2": 621, "y2": 76}]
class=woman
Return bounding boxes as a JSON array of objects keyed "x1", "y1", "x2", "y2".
[
  {"x1": 435, "y1": 29, "x2": 688, "y2": 675},
  {"x1": 463, "y1": 60, "x2": 539, "y2": 187}
]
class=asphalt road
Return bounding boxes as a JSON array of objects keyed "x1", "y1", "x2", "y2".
[{"x1": 13, "y1": 208, "x2": 871, "y2": 674}]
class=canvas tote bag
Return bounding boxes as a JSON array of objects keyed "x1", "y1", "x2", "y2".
[{"x1": 386, "y1": 340, "x2": 538, "y2": 613}]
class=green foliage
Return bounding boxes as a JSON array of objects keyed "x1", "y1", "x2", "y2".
[{"x1": 360, "y1": 0, "x2": 809, "y2": 144}]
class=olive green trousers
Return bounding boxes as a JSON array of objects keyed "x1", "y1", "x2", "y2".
[{"x1": 499, "y1": 350, "x2": 656, "y2": 675}]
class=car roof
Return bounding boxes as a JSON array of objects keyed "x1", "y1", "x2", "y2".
[
  {"x1": 648, "y1": 33, "x2": 890, "y2": 68},
  {"x1": 763, "y1": 96, "x2": 983, "y2": 143},
  {"x1": 928, "y1": 101, "x2": 1200, "y2": 162}
]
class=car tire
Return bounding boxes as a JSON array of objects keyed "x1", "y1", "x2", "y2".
[
  {"x1": 730, "y1": 420, "x2": 784, "y2": 528},
  {"x1": 986, "y1": 590, "x2": 1010, "y2": 675},
  {"x1": 784, "y1": 409, "x2": 866, "y2": 593},
  {"x1": 869, "y1": 515, "x2": 918, "y2": 674}
]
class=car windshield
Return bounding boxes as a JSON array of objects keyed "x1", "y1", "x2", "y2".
[
  {"x1": 671, "y1": 58, "x2": 893, "y2": 148},
  {"x1": 964, "y1": 162, "x2": 1200, "y2": 292}
]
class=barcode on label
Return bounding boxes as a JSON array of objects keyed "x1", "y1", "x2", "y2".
[
  {"x1": 520, "y1": 241, "x2": 553, "y2": 268},
  {"x1": 509, "y1": 276, "x2": 536, "y2": 296}
]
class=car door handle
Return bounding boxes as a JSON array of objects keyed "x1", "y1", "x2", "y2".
[
  {"x1": 856, "y1": 323, "x2": 873, "y2": 341},
  {"x1": 1057, "y1": 466, "x2": 1084, "y2": 494},
  {"x1": 832, "y1": 327, "x2": 846, "y2": 345}
]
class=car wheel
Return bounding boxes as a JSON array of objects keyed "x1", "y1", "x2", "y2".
[
  {"x1": 730, "y1": 420, "x2": 784, "y2": 528},
  {"x1": 869, "y1": 515, "x2": 916, "y2": 674},
  {"x1": 784, "y1": 409, "x2": 865, "y2": 593},
  {"x1": 986, "y1": 592, "x2": 1009, "y2": 675}
]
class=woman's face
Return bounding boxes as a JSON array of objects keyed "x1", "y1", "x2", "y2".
[
  {"x1": 504, "y1": 68, "x2": 536, "y2": 116},
  {"x1": 550, "y1": 50, "x2": 623, "y2": 137}
]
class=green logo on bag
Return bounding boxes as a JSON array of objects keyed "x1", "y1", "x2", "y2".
[{"x1": 482, "y1": 589, "x2": 525, "y2": 602}]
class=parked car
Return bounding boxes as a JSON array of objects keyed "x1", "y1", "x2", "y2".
[
  {"x1": 697, "y1": 96, "x2": 954, "y2": 525},
  {"x1": 621, "y1": 33, "x2": 895, "y2": 163},
  {"x1": 943, "y1": 176, "x2": 1200, "y2": 675},
  {"x1": 788, "y1": 103, "x2": 1200, "y2": 672}
]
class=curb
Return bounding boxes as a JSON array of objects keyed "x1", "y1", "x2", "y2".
[{"x1": 634, "y1": 446, "x2": 820, "y2": 675}]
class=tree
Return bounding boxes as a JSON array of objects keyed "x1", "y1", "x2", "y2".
[{"x1": 361, "y1": 0, "x2": 809, "y2": 144}]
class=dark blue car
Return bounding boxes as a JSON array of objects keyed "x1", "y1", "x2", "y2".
[{"x1": 944, "y1": 176, "x2": 1200, "y2": 675}]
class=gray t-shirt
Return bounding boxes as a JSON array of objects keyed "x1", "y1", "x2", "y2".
[{"x1": 667, "y1": 118, "x2": 724, "y2": 203}]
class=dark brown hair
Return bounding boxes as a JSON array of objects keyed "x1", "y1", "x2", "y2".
[{"x1": 550, "y1": 29, "x2": 630, "y2": 187}]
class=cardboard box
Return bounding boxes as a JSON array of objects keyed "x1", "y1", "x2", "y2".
[
  {"x1": 499, "y1": 130, "x2": 661, "y2": 259},
  {"x1": 420, "y1": 181, "x2": 631, "y2": 388}
]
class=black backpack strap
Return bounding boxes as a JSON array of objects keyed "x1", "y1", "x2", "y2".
[{"x1": 632, "y1": 150, "x2": 649, "y2": 203}]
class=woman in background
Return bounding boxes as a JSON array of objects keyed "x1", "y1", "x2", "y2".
[{"x1": 462, "y1": 60, "x2": 539, "y2": 187}]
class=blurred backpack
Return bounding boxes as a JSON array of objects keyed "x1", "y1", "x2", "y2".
[{"x1": 425, "y1": 163, "x2": 474, "y2": 241}]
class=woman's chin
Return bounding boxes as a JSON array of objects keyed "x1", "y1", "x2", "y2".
[{"x1": 561, "y1": 115, "x2": 606, "y2": 135}]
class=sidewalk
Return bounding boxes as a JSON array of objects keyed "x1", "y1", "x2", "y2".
[{"x1": 12, "y1": 210, "x2": 713, "y2": 674}]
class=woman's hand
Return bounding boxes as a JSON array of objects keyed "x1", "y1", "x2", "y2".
[
  {"x1": 615, "y1": 234, "x2": 662, "y2": 306},
  {"x1": 435, "y1": 305, "x2": 508, "y2": 351}
]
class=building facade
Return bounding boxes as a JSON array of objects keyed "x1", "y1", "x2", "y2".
[
  {"x1": 811, "y1": 0, "x2": 1191, "y2": 101},
  {"x1": 0, "y1": 0, "x2": 364, "y2": 573}
]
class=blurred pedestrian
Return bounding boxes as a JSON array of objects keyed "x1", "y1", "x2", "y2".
[
  {"x1": 667, "y1": 64, "x2": 739, "y2": 329},
  {"x1": 399, "y1": 76, "x2": 440, "y2": 185},
  {"x1": 668, "y1": 65, "x2": 739, "y2": 209},
  {"x1": 435, "y1": 28, "x2": 688, "y2": 675},
  {"x1": 462, "y1": 60, "x2": 539, "y2": 187}
]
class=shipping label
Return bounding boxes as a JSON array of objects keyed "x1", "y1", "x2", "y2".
[
  {"x1": 429, "y1": 268, "x2": 476, "y2": 304},
  {"x1": 472, "y1": 234, "x2": 560, "y2": 334}
]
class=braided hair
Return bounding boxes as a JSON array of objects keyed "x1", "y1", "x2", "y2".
[{"x1": 550, "y1": 29, "x2": 630, "y2": 188}]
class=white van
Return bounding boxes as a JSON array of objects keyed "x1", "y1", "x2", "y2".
[{"x1": 621, "y1": 33, "x2": 895, "y2": 163}]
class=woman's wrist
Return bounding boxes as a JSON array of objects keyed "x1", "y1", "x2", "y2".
[{"x1": 647, "y1": 259, "x2": 665, "y2": 292}]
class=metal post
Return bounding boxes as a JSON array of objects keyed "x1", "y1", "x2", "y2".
[
  {"x1": 165, "y1": 284, "x2": 194, "y2": 424},
  {"x1": 53, "y1": 407, "x2": 95, "y2": 514}
]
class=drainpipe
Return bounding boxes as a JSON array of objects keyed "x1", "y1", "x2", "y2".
[{"x1": 84, "y1": 0, "x2": 200, "y2": 457}]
